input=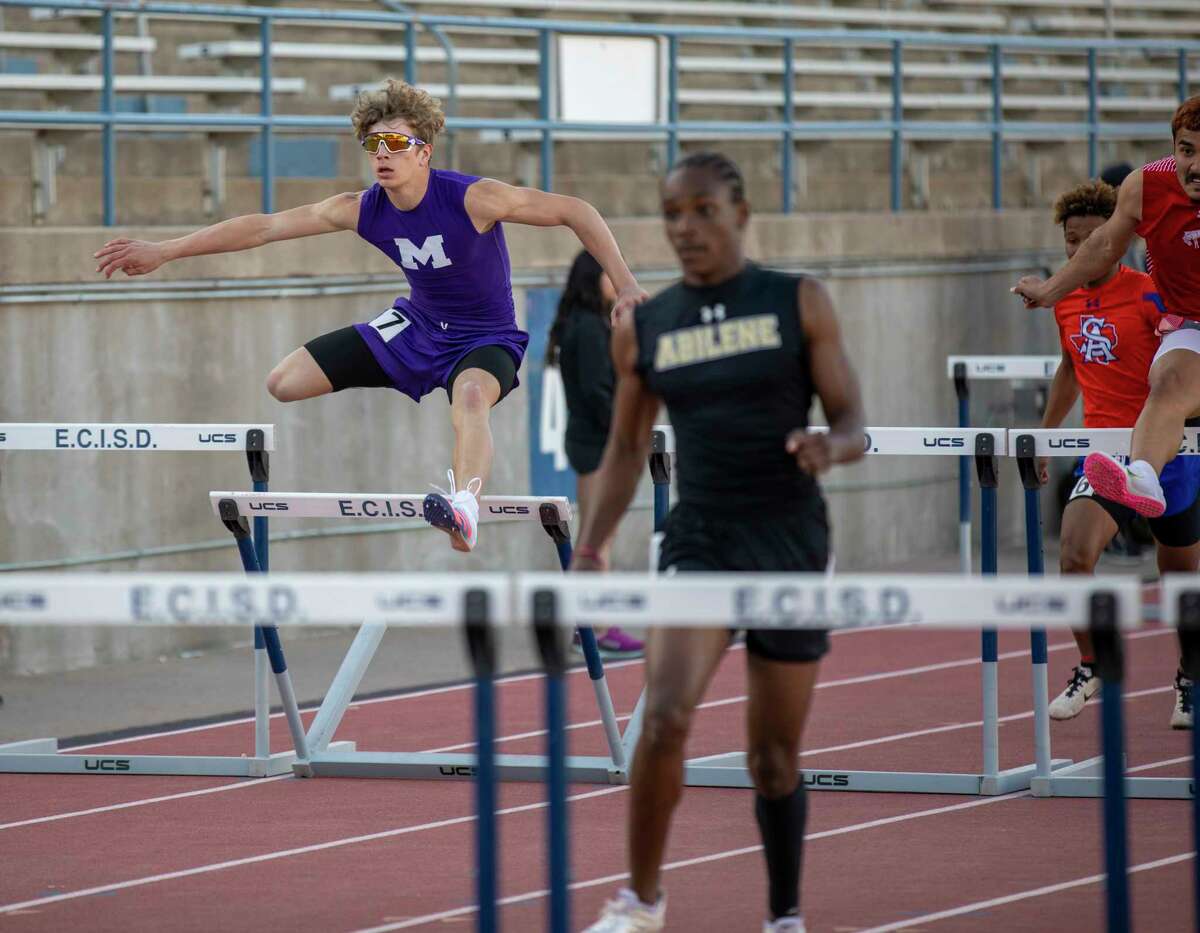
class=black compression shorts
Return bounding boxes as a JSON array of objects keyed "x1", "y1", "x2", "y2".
[
  {"x1": 658, "y1": 501, "x2": 831, "y2": 663},
  {"x1": 305, "y1": 327, "x2": 518, "y2": 402}
]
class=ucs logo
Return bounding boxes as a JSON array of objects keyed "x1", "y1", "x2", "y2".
[
  {"x1": 1048, "y1": 438, "x2": 1090, "y2": 449},
  {"x1": 248, "y1": 501, "x2": 289, "y2": 512},
  {"x1": 84, "y1": 759, "x2": 131, "y2": 771},
  {"x1": 438, "y1": 765, "x2": 476, "y2": 777},
  {"x1": 923, "y1": 437, "x2": 965, "y2": 448},
  {"x1": 804, "y1": 773, "x2": 850, "y2": 787},
  {"x1": 488, "y1": 505, "x2": 530, "y2": 515},
  {"x1": 198, "y1": 433, "x2": 238, "y2": 444}
]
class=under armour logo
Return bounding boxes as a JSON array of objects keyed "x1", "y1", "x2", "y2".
[{"x1": 700, "y1": 304, "x2": 726, "y2": 323}]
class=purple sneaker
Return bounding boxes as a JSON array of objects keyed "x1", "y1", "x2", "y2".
[{"x1": 596, "y1": 627, "x2": 644, "y2": 658}]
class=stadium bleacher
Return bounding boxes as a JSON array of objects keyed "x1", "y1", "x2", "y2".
[{"x1": 0, "y1": 0, "x2": 1194, "y2": 224}]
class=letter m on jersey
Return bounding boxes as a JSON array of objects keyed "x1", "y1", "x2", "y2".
[{"x1": 394, "y1": 235, "x2": 452, "y2": 270}]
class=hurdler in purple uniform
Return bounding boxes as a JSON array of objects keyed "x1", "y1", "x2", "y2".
[{"x1": 95, "y1": 79, "x2": 647, "y2": 552}]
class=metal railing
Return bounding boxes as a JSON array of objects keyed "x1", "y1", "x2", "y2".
[{"x1": 1, "y1": 0, "x2": 1197, "y2": 223}]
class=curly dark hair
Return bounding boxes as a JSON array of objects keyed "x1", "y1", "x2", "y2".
[
  {"x1": 545, "y1": 251, "x2": 608, "y2": 365},
  {"x1": 1053, "y1": 180, "x2": 1118, "y2": 226}
]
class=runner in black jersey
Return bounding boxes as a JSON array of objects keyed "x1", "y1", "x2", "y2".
[{"x1": 574, "y1": 153, "x2": 865, "y2": 933}]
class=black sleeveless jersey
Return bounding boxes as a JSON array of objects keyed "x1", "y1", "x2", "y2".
[{"x1": 634, "y1": 263, "x2": 824, "y2": 515}]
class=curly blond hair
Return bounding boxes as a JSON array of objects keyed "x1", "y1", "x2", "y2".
[
  {"x1": 350, "y1": 79, "x2": 445, "y2": 144},
  {"x1": 1053, "y1": 179, "x2": 1117, "y2": 226}
]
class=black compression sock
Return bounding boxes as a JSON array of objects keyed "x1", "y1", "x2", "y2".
[{"x1": 754, "y1": 782, "x2": 808, "y2": 920}]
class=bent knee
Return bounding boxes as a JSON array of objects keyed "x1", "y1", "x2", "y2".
[
  {"x1": 1059, "y1": 537, "x2": 1102, "y2": 575},
  {"x1": 640, "y1": 704, "x2": 695, "y2": 755},
  {"x1": 747, "y1": 743, "x2": 799, "y2": 799},
  {"x1": 452, "y1": 377, "x2": 490, "y2": 414}
]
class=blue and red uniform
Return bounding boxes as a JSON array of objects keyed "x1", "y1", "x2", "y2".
[{"x1": 1056, "y1": 265, "x2": 1200, "y2": 519}]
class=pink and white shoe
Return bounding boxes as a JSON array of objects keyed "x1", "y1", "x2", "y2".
[
  {"x1": 423, "y1": 470, "x2": 482, "y2": 552},
  {"x1": 1082, "y1": 452, "x2": 1166, "y2": 518}
]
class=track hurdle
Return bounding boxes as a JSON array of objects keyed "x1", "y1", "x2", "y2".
[
  {"x1": 0, "y1": 422, "x2": 308, "y2": 778},
  {"x1": 948, "y1": 355, "x2": 1058, "y2": 575},
  {"x1": 210, "y1": 490, "x2": 628, "y2": 783},
  {"x1": 521, "y1": 571, "x2": 1148, "y2": 933},
  {"x1": 1016, "y1": 427, "x2": 1200, "y2": 801},
  {"x1": 634, "y1": 425, "x2": 1073, "y2": 795}
]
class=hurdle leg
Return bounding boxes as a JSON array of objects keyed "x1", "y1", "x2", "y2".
[
  {"x1": 540, "y1": 507, "x2": 627, "y2": 773},
  {"x1": 954, "y1": 363, "x2": 972, "y2": 575},
  {"x1": 1016, "y1": 437, "x2": 1055, "y2": 784},
  {"x1": 218, "y1": 499, "x2": 309, "y2": 763},
  {"x1": 247, "y1": 434, "x2": 272, "y2": 761},
  {"x1": 1090, "y1": 592, "x2": 1131, "y2": 933},
  {"x1": 1178, "y1": 593, "x2": 1200, "y2": 912},
  {"x1": 463, "y1": 590, "x2": 498, "y2": 933},
  {"x1": 976, "y1": 437, "x2": 1002, "y2": 785},
  {"x1": 534, "y1": 589, "x2": 570, "y2": 933}
]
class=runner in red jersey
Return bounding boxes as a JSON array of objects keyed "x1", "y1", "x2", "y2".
[
  {"x1": 1037, "y1": 181, "x2": 1197, "y2": 727},
  {"x1": 1014, "y1": 95, "x2": 1200, "y2": 520}
]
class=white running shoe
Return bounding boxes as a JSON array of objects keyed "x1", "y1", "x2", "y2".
[
  {"x1": 1171, "y1": 670, "x2": 1194, "y2": 729},
  {"x1": 763, "y1": 916, "x2": 806, "y2": 932},
  {"x1": 1048, "y1": 665, "x2": 1100, "y2": 720},
  {"x1": 422, "y1": 470, "x2": 481, "y2": 552},
  {"x1": 581, "y1": 889, "x2": 666, "y2": 933},
  {"x1": 1082, "y1": 452, "x2": 1166, "y2": 518}
]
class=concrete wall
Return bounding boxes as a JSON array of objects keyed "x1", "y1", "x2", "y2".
[{"x1": 0, "y1": 210, "x2": 1063, "y2": 674}]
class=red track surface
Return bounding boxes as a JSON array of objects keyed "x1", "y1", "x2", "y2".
[{"x1": 0, "y1": 624, "x2": 1193, "y2": 931}]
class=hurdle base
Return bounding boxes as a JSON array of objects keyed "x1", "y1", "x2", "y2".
[
  {"x1": 685, "y1": 753, "x2": 1074, "y2": 795},
  {"x1": 1032, "y1": 754, "x2": 1193, "y2": 799},
  {"x1": 297, "y1": 750, "x2": 625, "y2": 784},
  {"x1": 0, "y1": 737, "x2": 355, "y2": 778}
]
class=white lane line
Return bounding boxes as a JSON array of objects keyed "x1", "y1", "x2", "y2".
[
  {"x1": 0, "y1": 775, "x2": 292, "y2": 831},
  {"x1": 1127, "y1": 755, "x2": 1191, "y2": 773},
  {"x1": 423, "y1": 631, "x2": 1171, "y2": 756},
  {"x1": 67, "y1": 627, "x2": 1146, "y2": 753},
  {"x1": 351, "y1": 791, "x2": 1033, "y2": 932},
  {"x1": 855, "y1": 852, "x2": 1195, "y2": 932},
  {"x1": 66, "y1": 656, "x2": 653, "y2": 752},
  {"x1": 688, "y1": 684, "x2": 1175, "y2": 764},
  {"x1": 0, "y1": 786, "x2": 628, "y2": 915}
]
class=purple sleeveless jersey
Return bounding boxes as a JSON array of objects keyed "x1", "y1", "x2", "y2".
[{"x1": 352, "y1": 170, "x2": 529, "y2": 401}]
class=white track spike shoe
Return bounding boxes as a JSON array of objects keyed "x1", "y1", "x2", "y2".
[
  {"x1": 581, "y1": 889, "x2": 666, "y2": 933},
  {"x1": 1082, "y1": 452, "x2": 1166, "y2": 518},
  {"x1": 1048, "y1": 665, "x2": 1100, "y2": 720},
  {"x1": 1171, "y1": 670, "x2": 1194, "y2": 730},
  {"x1": 423, "y1": 470, "x2": 482, "y2": 552},
  {"x1": 763, "y1": 916, "x2": 806, "y2": 932}
]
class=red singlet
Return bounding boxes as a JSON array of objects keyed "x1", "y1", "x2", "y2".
[
  {"x1": 1054, "y1": 265, "x2": 1162, "y2": 428},
  {"x1": 1138, "y1": 155, "x2": 1200, "y2": 318}
]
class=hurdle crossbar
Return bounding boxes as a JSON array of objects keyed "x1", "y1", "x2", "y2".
[
  {"x1": 946, "y1": 356, "x2": 1059, "y2": 381},
  {"x1": 0, "y1": 423, "x2": 306, "y2": 778},
  {"x1": 212, "y1": 491, "x2": 626, "y2": 783},
  {"x1": 640, "y1": 425, "x2": 1056, "y2": 796},
  {"x1": 1015, "y1": 432, "x2": 1196, "y2": 801}
]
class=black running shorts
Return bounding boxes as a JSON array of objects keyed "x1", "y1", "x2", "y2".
[{"x1": 658, "y1": 501, "x2": 831, "y2": 663}]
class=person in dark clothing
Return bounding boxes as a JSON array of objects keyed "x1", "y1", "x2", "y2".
[
  {"x1": 574, "y1": 153, "x2": 866, "y2": 933},
  {"x1": 546, "y1": 251, "x2": 645, "y2": 657}
]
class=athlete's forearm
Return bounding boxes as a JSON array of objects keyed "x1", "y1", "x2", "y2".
[
  {"x1": 561, "y1": 200, "x2": 639, "y2": 293},
  {"x1": 1041, "y1": 364, "x2": 1080, "y2": 429},
  {"x1": 577, "y1": 443, "x2": 644, "y2": 553},
  {"x1": 161, "y1": 214, "x2": 274, "y2": 262},
  {"x1": 1041, "y1": 231, "x2": 1127, "y2": 306}
]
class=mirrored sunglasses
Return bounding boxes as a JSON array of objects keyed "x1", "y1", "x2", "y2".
[{"x1": 361, "y1": 132, "x2": 426, "y2": 154}]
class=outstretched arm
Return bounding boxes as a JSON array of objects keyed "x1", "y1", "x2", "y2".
[
  {"x1": 1012, "y1": 171, "x2": 1143, "y2": 308},
  {"x1": 786, "y1": 278, "x2": 866, "y2": 473},
  {"x1": 94, "y1": 191, "x2": 362, "y2": 278},
  {"x1": 465, "y1": 179, "x2": 648, "y2": 319},
  {"x1": 572, "y1": 310, "x2": 660, "y2": 569}
]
